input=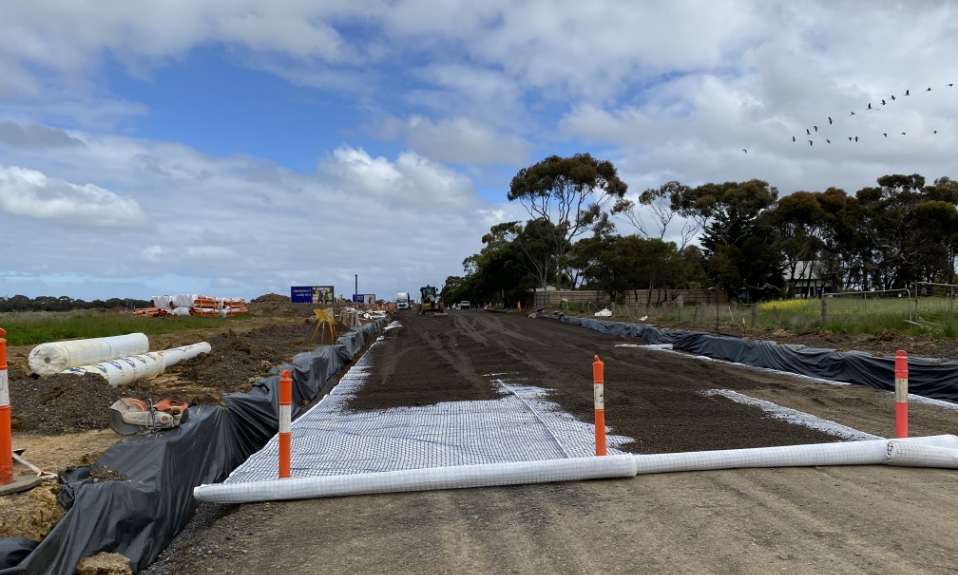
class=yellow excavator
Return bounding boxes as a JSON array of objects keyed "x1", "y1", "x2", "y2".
[{"x1": 419, "y1": 285, "x2": 443, "y2": 314}]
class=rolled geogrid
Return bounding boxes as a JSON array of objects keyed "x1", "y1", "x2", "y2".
[
  {"x1": 193, "y1": 436, "x2": 958, "y2": 505},
  {"x1": 194, "y1": 455, "x2": 640, "y2": 504},
  {"x1": 28, "y1": 333, "x2": 149, "y2": 376}
]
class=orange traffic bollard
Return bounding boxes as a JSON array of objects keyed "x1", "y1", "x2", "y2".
[
  {"x1": 593, "y1": 355, "x2": 606, "y2": 456},
  {"x1": 0, "y1": 328, "x2": 12, "y2": 485},
  {"x1": 279, "y1": 369, "x2": 292, "y2": 479},
  {"x1": 895, "y1": 350, "x2": 908, "y2": 439}
]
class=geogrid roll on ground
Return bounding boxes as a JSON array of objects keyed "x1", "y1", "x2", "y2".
[{"x1": 225, "y1": 336, "x2": 632, "y2": 484}]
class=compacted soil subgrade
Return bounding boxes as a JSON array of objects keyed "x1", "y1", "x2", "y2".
[
  {"x1": 351, "y1": 310, "x2": 836, "y2": 453},
  {"x1": 146, "y1": 309, "x2": 958, "y2": 575}
]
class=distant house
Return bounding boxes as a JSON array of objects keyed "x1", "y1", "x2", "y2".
[{"x1": 790, "y1": 261, "x2": 828, "y2": 298}]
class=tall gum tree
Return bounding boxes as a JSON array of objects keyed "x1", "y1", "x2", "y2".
[{"x1": 508, "y1": 153, "x2": 628, "y2": 290}]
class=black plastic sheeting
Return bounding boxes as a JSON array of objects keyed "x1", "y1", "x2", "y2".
[
  {"x1": 0, "y1": 321, "x2": 383, "y2": 575},
  {"x1": 557, "y1": 315, "x2": 958, "y2": 402}
]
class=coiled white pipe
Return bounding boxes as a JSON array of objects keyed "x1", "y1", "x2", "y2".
[
  {"x1": 65, "y1": 352, "x2": 165, "y2": 386},
  {"x1": 63, "y1": 342, "x2": 211, "y2": 386},
  {"x1": 29, "y1": 333, "x2": 149, "y2": 376},
  {"x1": 194, "y1": 436, "x2": 958, "y2": 505},
  {"x1": 159, "y1": 342, "x2": 212, "y2": 368}
]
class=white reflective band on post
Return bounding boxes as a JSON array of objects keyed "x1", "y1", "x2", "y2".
[
  {"x1": 895, "y1": 378, "x2": 908, "y2": 403},
  {"x1": 279, "y1": 404, "x2": 291, "y2": 434},
  {"x1": 594, "y1": 383, "x2": 604, "y2": 410},
  {"x1": 0, "y1": 370, "x2": 7, "y2": 406}
]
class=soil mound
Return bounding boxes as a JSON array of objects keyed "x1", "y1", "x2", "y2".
[
  {"x1": 248, "y1": 293, "x2": 315, "y2": 318},
  {"x1": 8, "y1": 368, "x2": 151, "y2": 434},
  {"x1": 163, "y1": 323, "x2": 315, "y2": 394}
]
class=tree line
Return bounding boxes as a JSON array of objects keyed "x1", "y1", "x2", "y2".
[
  {"x1": 0, "y1": 295, "x2": 151, "y2": 312},
  {"x1": 444, "y1": 153, "x2": 958, "y2": 306}
]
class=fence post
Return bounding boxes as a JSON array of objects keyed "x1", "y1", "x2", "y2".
[
  {"x1": 895, "y1": 351, "x2": 908, "y2": 439},
  {"x1": 592, "y1": 355, "x2": 606, "y2": 456},
  {"x1": 821, "y1": 295, "x2": 828, "y2": 324},
  {"x1": 0, "y1": 328, "x2": 11, "y2": 485},
  {"x1": 751, "y1": 303, "x2": 757, "y2": 327},
  {"x1": 279, "y1": 369, "x2": 292, "y2": 479}
]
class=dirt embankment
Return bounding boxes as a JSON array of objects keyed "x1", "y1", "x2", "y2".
[{"x1": 1, "y1": 306, "x2": 340, "y2": 547}]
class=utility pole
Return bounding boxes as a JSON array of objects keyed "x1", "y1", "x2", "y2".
[{"x1": 354, "y1": 275, "x2": 358, "y2": 301}]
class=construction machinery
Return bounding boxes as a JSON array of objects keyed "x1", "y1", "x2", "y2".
[
  {"x1": 304, "y1": 308, "x2": 339, "y2": 345},
  {"x1": 110, "y1": 398, "x2": 188, "y2": 435},
  {"x1": 419, "y1": 285, "x2": 443, "y2": 314}
]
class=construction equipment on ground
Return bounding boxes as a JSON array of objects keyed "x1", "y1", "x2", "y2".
[
  {"x1": 110, "y1": 398, "x2": 188, "y2": 435},
  {"x1": 419, "y1": 285, "x2": 443, "y2": 314},
  {"x1": 304, "y1": 308, "x2": 339, "y2": 345}
]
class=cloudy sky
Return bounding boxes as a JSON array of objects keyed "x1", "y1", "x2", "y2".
[{"x1": 1, "y1": 1, "x2": 957, "y2": 302}]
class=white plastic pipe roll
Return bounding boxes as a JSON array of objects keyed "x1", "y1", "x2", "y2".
[
  {"x1": 159, "y1": 342, "x2": 211, "y2": 368},
  {"x1": 29, "y1": 333, "x2": 149, "y2": 376},
  {"x1": 632, "y1": 435, "x2": 958, "y2": 475},
  {"x1": 194, "y1": 436, "x2": 958, "y2": 505},
  {"x1": 195, "y1": 455, "x2": 640, "y2": 504},
  {"x1": 64, "y1": 352, "x2": 164, "y2": 386}
]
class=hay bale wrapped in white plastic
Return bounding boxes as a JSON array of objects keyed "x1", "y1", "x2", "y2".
[
  {"x1": 172, "y1": 294, "x2": 197, "y2": 308},
  {"x1": 65, "y1": 352, "x2": 164, "y2": 386},
  {"x1": 29, "y1": 333, "x2": 150, "y2": 376},
  {"x1": 151, "y1": 296, "x2": 173, "y2": 309}
]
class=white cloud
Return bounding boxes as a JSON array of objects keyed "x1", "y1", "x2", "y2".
[
  {"x1": 320, "y1": 145, "x2": 475, "y2": 206},
  {"x1": 0, "y1": 164, "x2": 149, "y2": 228},
  {"x1": 0, "y1": 122, "x2": 84, "y2": 148},
  {"x1": 402, "y1": 116, "x2": 529, "y2": 166},
  {"x1": 0, "y1": 128, "x2": 494, "y2": 300}
]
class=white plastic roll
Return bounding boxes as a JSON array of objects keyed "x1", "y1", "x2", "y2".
[
  {"x1": 194, "y1": 436, "x2": 958, "y2": 505},
  {"x1": 159, "y1": 342, "x2": 211, "y2": 369},
  {"x1": 195, "y1": 455, "x2": 639, "y2": 504},
  {"x1": 172, "y1": 294, "x2": 196, "y2": 308},
  {"x1": 64, "y1": 352, "x2": 164, "y2": 386},
  {"x1": 29, "y1": 333, "x2": 150, "y2": 376},
  {"x1": 171, "y1": 306, "x2": 191, "y2": 316},
  {"x1": 150, "y1": 296, "x2": 173, "y2": 309}
]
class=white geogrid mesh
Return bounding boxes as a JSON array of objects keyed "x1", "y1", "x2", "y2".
[
  {"x1": 701, "y1": 389, "x2": 882, "y2": 441},
  {"x1": 225, "y1": 337, "x2": 631, "y2": 484}
]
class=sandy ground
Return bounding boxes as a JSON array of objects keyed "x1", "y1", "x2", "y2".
[{"x1": 145, "y1": 311, "x2": 958, "y2": 575}]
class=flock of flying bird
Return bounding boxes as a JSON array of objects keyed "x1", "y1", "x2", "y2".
[{"x1": 742, "y1": 83, "x2": 954, "y2": 153}]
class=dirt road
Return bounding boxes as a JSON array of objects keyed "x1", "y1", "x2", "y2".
[{"x1": 148, "y1": 311, "x2": 958, "y2": 574}]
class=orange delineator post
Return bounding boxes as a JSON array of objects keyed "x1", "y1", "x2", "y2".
[
  {"x1": 0, "y1": 328, "x2": 12, "y2": 485},
  {"x1": 279, "y1": 369, "x2": 292, "y2": 479},
  {"x1": 593, "y1": 355, "x2": 607, "y2": 456},
  {"x1": 895, "y1": 350, "x2": 908, "y2": 439}
]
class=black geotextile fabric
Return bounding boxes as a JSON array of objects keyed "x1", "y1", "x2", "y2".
[
  {"x1": 0, "y1": 321, "x2": 383, "y2": 575},
  {"x1": 557, "y1": 315, "x2": 958, "y2": 401}
]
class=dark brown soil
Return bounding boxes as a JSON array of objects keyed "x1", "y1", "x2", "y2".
[
  {"x1": 7, "y1": 321, "x2": 329, "y2": 435},
  {"x1": 155, "y1": 323, "x2": 317, "y2": 396},
  {"x1": 348, "y1": 311, "x2": 836, "y2": 454},
  {"x1": 347, "y1": 313, "x2": 506, "y2": 410},
  {"x1": 7, "y1": 365, "x2": 151, "y2": 434},
  {"x1": 247, "y1": 294, "x2": 321, "y2": 318}
]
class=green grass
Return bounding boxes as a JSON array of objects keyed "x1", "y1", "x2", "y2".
[
  {"x1": 0, "y1": 310, "x2": 258, "y2": 346},
  {"x1": 596, "y1": 296, "x2": 958, "y2": 339}
]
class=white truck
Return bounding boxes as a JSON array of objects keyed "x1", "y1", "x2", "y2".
[{"x1": 396, "y1": 292, "x2": 411, "y2": 310}]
